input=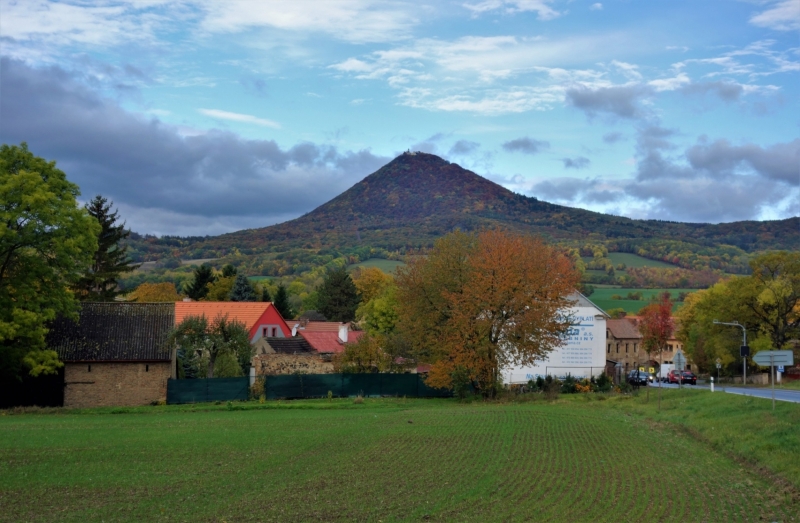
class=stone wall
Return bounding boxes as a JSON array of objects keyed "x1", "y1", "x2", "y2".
[
  {"x1": 253, "y1": 354, "x2": 334, "y2": 376},
  {"x1": 64, "y1": 362, "x2": 170, "y2": 408}
]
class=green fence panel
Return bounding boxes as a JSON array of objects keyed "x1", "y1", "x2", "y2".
[
  {"x1": 417, "y1": 375, "x2": 452, "y2": 397},
  {"x1": 167, "y1": 377, "x2": 249, "y2": 404},
  {"x1": 298, "y1": 374, "x2": 343, "y2": 398},
  {"x1": 263, "y1": 373, "x2": 452, "y2": 399},
  {"x1": 342, "y1": 374, "x2": 382, "y2": 397},
  {"x1": 380, "y1": 374, "x2": 419, "y2": 396},
  {"x1": 265, "y1": 375, "x2": 304, "y2": 399}
]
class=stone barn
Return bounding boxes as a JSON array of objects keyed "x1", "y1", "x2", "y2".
[{"x1": 48, "y1": 302, "x2": 175, "y2": 408}]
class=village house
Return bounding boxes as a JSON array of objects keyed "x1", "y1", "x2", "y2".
[
  {"x1": 605, "y1": 316, "x2": 687, "y2": 377},
  {"x1": 48, "y1": 302, "x2": 175, "y2": 408}
]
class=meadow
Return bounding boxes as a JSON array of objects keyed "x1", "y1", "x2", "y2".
[
  {"x1": 588, "y1": 287, "x2": 697, "y2": 314},
  {"x1": 348, "y1": 258, "x2": 407, "y2": 274},
  {"x1": 1, "y1": 391, "x2": 798, "y2": 522}
]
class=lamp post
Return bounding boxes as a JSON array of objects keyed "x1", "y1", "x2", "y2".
[{"x1": 713, "y1": 320, "x2": 747, "y2": 386}]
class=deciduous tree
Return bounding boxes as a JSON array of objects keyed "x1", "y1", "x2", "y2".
[
  {"x1": 396, "y1": 230, "x2": 579, "y2": 396},
  {"x1": 74, "y1": 195, "x2": 138, "y2": 301},
  {"x1": 638, "y1": 292, "x2": 674, "y2": 407},
  {"x1": 0, "y1": 143, "x2": 99, "y2": 380},
  {"x1": 168, "y1": 314, "x2": 252, "y2": 378},
  {"x1": 128, "y1": 282, "x2": 181, "y2": 302}
]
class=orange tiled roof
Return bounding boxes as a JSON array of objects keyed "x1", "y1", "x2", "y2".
[
  {"x1": 302, "y1": 321, "x2": 349, "y2": 332},
  {"x1": 175, "y1": 302, "x2": 272, "y2": 331},
  {"x1": 298, "y1": 331, "x2": 364, "y2": 353}
]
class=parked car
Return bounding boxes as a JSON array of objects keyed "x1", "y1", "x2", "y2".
[
  {"x1": 667, "y1": 370, "x2": 683, "y2": 384},
  {"x1": 681, "y1": 371, "x2": 697, "y2": 385},
  {"x1": 643, "y1": 372, "x2": 656, "y2": 384},
  {"x1": 627, "y1": 370, "x2": 648, "y2": 386}
]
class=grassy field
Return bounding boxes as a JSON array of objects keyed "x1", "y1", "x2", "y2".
[
  {"x1": 581, "y1": 253, "x2": 677, "y2": 270},
  {"x1": 2, "y1": 392, "x2": 798, "y2": 522},
  {"x1": 348, "y1": 258, "x2": 406, "y2": 274},
  {"x1": 589, "y1": 287, "x2": 697, "y2": 314}
]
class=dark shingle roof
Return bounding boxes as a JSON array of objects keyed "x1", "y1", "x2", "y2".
[
  {"x1": 48, "y1": 302, "x2": 175, "y2": 362},
  {"x1": 607, "y1": 318, "x2": 642, "y2": 340},
  {"x1": 265, "y1": 337, "x2": 314, "y2": 354}
]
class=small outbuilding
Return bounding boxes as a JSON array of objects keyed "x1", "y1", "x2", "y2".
[{"x1": 48, "y1": 302, "x2": 175, "y2": 408}]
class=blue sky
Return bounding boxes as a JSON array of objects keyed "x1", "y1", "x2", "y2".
[{"x1": 1, "y1": 0, "x2": 798, "y2": 236}]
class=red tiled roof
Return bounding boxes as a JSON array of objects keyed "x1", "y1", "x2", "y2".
[
  {"x1": 175, "y1": 302, "x2": 272, "y2": 331},
  {"x1": 298, "y1": 330, "x2": 365, "y2": 353}
]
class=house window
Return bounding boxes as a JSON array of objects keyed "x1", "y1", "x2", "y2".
[
  {"x1": 145, "y1": 364, "x2": 149, "y2": 372},
  {"x1": 634, "y1": 343, "x2": 637, "y2": 352},
  {"x1": 607, "y1": 344, "x2": 611, "y2": 353},
  {"x1": 263, "y1": 328, "x2": 267, "y2": 337},
  {"x1": 616, "y1": 344, "x2": 619, "y2": 353},
  {"x1": 626, "y1": 343, "x2": 629, "y2": 353},
  {"x1": 668, "y1": 344, "x2": 673, "y2": 352},
  {"x1": 272, "y1": 327, "x2": 277, "y2": 337},
  {"x1": 88, "y1": 364, "x2": 91, "y2": 372}
]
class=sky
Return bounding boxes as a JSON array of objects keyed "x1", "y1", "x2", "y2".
[{"x1": 1, "y1": 0, "x2": 798, "y2": 236}]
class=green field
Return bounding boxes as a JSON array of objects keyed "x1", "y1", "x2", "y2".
[
  {"x1": 581, "y1": 252, "x2": 677, "y2": 270},
  {"x1": 247, "y1": 275, "x2": 275, "y2": 282},
  {"x1": 348, "y1": 258, "x2": 406, "y2": 274},
  {"x1": 2, "y1": 392, "x2": 798, "y2": 522},
  {"x1": 589, "y1": 287, "x2": 698, "y2": 314}
]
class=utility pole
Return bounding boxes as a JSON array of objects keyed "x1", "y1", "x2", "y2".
[{"x1": 713, "y1": 320, "x2": 748, "y2": 385}]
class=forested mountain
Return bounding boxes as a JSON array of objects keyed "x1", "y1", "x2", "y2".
[{"x1": 126, "y1": 152, "x2": 799, "y2": 275}]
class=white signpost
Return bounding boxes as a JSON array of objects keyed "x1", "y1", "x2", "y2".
[{"x1": 752, "y1": 350, "x2": 795, "y2": 410}]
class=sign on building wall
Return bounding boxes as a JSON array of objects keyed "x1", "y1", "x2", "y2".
[{"x1": 504, "y1": 305, "x2": 607, "y2": 383}]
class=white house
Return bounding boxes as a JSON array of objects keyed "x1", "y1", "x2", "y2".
[{"x1": 504, "y1": 292, "x2": 608, "y2": 383}]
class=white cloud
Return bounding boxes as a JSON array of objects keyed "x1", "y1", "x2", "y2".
[
  {"x1": 197, "y1": 0, "x2": 421, "y2": 43},
  {"x1": 197, "y1": 109, "x2": 281, "y2": 128},
  {"x1": 750, "y1": 0, "x2": 800, "y2": 31},
  {"x1": 648, "y1": 72, "x2": 691, "y2": 91},
  {"x1": 590, "y1": 3, "x2": 603, "y2": 11},
  {"x1": 463, "y1": 0, "x2": 561, "y2": 20}
]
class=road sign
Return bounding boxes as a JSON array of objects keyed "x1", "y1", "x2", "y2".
[
  {"x1": 716, "y1": 363, "x2": 722, "y2": 369},
  {"x1": 674, "y1": 350, "x2": 686, "y2": 370},
  {"x1": 778, "y1": 366, "x2": 785, "y2": 373},
  {"x1": 752, "y1": 350, "x2": 794, "y2": 367},
  {"x1": 740, "y1": 345, "x2": 750, "y2": 357}
]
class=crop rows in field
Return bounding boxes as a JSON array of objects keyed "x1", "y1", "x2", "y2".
[{"x1": 0, "y1": 401, "x2": 795, "y2": 522}]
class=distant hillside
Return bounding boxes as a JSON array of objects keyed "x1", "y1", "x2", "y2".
[{"x1": 126, "y1": 152, "x2": 800, "y2": 274}]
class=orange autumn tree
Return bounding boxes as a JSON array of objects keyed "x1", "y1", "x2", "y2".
[
  {"x1": 396, "y1": 230, "x2": 579, "y2": 396},
  {"x1": 638, "y1": 292, "x2": 674, "y2": 408}
]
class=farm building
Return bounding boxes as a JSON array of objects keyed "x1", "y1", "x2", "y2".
[
  {"x1": 504, "y1": 292, "x2": 609, "y2": 383},
  {"x1": 48, "y1": 302, "x2": 175, "y2": 408}
]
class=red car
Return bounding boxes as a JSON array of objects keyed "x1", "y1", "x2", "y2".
[{"x1": 668, "y1": 370, "x2": 697, "y2": 385}]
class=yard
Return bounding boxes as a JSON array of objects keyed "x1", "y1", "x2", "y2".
[{"x1": 1, "y1": 392, "x2": 798, "y2": 522}]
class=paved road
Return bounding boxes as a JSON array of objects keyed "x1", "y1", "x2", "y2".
[
  {"x1": 723, "y1": 386, "x2": 800, "y2": 404},
  {"x1": 639, "y1": 382, "x2": 800, "y2": 404}
]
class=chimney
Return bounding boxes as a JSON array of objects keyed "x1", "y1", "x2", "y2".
[
  {"x1": 182, "y1": 297, "x2": 192, "y2": 302},
  {"x1": 338, "y1": 324, "x2": 348, "y2": 343}
]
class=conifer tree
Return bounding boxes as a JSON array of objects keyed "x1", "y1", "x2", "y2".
[
  {"x1": 317, "y1": 266, "x2": 360, "y2": 322},
  {"x1": 74, "y1": 195, "x2": 138, "y2": 301},
  {"x1": 221, "y1": 264, "x2": 237, "y2": 277},
  {"x1": 229, "y1": 274, "x2": 257, "y2": 302},
  {"x1": 261, "y1": 286, "x2": 272, "y2": 302},
  {"x1": 273, "y1": 284, "x2": 294, "y2": 320},
  {"x1": 186, "y1": 264, "x2": 216, "y2": 301}
]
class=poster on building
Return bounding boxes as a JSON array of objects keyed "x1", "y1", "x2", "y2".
[{"x1": 504, "y1": 305, "x2": 607, "y2": 384}]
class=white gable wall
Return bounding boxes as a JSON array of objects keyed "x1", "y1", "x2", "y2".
[{"x1": 503, "y1": 295, "x2": 608, "y2": 384}]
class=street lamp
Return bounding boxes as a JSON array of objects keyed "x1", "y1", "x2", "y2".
[{"x1": 713, "y1": 320, "x2": 748, "y2": 385}]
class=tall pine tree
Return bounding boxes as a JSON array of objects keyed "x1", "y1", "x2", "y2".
[
  {"x1": 273, "y1": 284, "x2": 294, "y2": 320},
  {"x1": 75, "y1": 195, "x2": 138, "y2": 301},
  {"x1": 186, "y1": 264, "x2": 216, "y2": 301},
  {"x1": 229, "y1": 274, "x2": 257, "y2": 302},
  {"x1": 317, "y1": 266, "x2": 360, "y2": 322}
]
